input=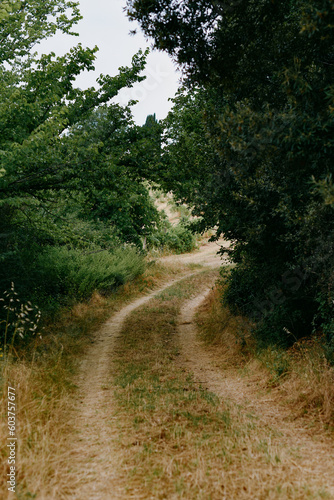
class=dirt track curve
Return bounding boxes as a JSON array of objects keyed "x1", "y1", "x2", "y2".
[
  {"x1": 178, "y1": 291, "x2": 334, "y2": 497},
  {"x1": 67, "y1": 240, "x2": 334, "y2": 498},
  {"x1": 67, "y1": 241, "x2": 223, "y2": 499}
]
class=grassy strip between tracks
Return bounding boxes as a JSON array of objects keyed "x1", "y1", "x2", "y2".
[{"x1": 111, "y1": 270, "x2": 330, "y2": 500}]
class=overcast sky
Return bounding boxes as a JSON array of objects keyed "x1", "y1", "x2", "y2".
[{"x1": 38, "y1": 0, "x2": 181, "y2": 124}]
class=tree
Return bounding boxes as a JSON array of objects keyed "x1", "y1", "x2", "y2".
[
  {"x1": 0, "y1": 1, "x2": 162, "y2": 304},
  {"x1": 0, "y1": 0, "x2": 81, "y2": 62},
  {"x1": 66, "y1": 106, "x2": 161, "y2": 246},
  {"x1": 128, "y1": 0, "x2": 334, "y2": 347}
]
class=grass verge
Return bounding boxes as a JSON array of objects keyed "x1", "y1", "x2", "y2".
[
  {"x1": 111, "y1": 271, "x2": 329, "y2": 499},
  {"x1": 196, "y1": 285, "x2": 334, "y2": 429}
]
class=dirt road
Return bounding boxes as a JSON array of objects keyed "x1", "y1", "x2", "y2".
[
  {"x1": 67, "y1": 242, "x2": 223, "y2": 499},
  {"x1": 178, "y1": 291, "x2": 334, "y2": 498},
  {"x1": 66, "y1": 241, "x2": 334, "y2": 499},
  {"x1": 158, "y1": 238, "x2": 230, "y2": 268}
]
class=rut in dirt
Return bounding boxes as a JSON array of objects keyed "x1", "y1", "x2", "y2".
[
  {"x1": 178, "y1": 290, "x2": 334, "y2": 497},
  {"x1": 64, "y1": 239, "x2": 334, "y2": 499},
  {"x1": 67, "y1": 277, "x2": 193, "y2": 499}
]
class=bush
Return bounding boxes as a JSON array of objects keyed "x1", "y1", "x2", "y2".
[
  {"x1": 147, "y1": 221, "x2": 197, "y2": 254},
  {"x1": 0, "y1": 245, "x2": 146, "y2": 325},
  {"x1": 222, "y1": 264, "x2": 317, "y2": 348},
  {"x1": 32, "y1": 246, "x2": 145, "y2": 307}
]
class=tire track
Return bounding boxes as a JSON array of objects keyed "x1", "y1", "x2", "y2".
[
  {"x1": 67, "y1": 275, "x2": 197, "y2": 499},
  {"x1": 177, "y1": 289, "x2": 334, "y2": 498},
  {"x1": 66, "y1": 240, "x2": 223, "y2": 499}
]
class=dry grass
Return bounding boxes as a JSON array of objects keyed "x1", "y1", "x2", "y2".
[
  {"x1": 195, "y1": 286, "x2": 254, "y2": 367},
  {"x1": 0, "y1": 259, "x2": 194, "y2": 499},
  {"x1": 2, "y1": 258, "x2": 333, "y2": 498},
  {"x1": 280, "y1": 343, "x2": 334, "y2": 425},
  {"x1": 0, "y1": 362, "x2": 74, "y2": 498},
  {"x1": 110, "y1": 272, "x2": 330, "y2": 499},
  {"x1": 196, "y1": 286, "x2": 334, "y2": 429}
]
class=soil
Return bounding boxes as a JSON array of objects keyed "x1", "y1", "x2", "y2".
[
  {"x1": 67, "y1": 241, "x2": 221, "y2": 499},
  {"x1": 158, "y1": 237, "x2": 230, "y2": 268}
]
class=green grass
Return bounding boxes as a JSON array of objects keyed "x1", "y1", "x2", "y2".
[{"x1": 34, "y1": 245, "x2": 145, "y2": 303}]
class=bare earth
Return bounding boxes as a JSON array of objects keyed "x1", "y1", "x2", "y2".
[
  {"x1": 66, "y1": 241, "x2": 334, "y2": 499},
  {"x1": 158, "y1": 238, "x2": 230, "y2": 268},
  {"x1": 68, "y1": 276, "x2": 195, "y2": 499}
]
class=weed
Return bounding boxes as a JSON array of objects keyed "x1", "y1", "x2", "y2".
[
  {"x1": 258, "y1": 347, "x2": 291, "y2": 385},
  {"x1": 0, "y1": 283, "x2": 42, "y2": 368}
]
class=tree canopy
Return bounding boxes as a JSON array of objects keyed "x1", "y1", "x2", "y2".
[
  {"x1": 0, "y1": 0, "x2": 163, "y2": 312},
  {"x1": 2, "y1": 0, "x2": 334, "y2": 350},
  {"x1": 128, "y1": 0, "x2": 334, "y2": 347}
]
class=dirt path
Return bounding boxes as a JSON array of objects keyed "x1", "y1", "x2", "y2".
[
  {"x1": 158, "y1": 238, "x2": 229, "y2": 268},
  {"x1": 68, "y1": 279, "x2": 190, "y2": 499},
  {"x1": 67, "y1": 242, "x2": 223, "y2": 499},
  {"x1": 67, "y1": 239, "x2": 334, "y2": 498},
  {"x1": 178, "y1": 288, "x2": 334, "y2": 497}
]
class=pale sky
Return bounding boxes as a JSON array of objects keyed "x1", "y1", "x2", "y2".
[{"x1": 37, "y1": 0, "x2": 181, "y2": 124}]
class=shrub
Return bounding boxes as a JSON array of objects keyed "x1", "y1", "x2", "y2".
[
  {"x1": 0, "y1": 245, "x2": 146, "y2": 324},
  {"x1": 147, "y1": 221, "x2": 197, "y2": 254},
  {"x1": 222, "y1": 264, "x2": 317, "y2": 348},
  {"x1": 32, "y1": 246, "x2": 145, "y2": 307}
]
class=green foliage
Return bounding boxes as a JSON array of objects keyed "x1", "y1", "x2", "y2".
[
  {"x1": 0, "y1": 0, "x2": 81, "y2": 62},
  {"x1": 129, "y1": 0, "x2": 334, "y2": 347},
  {"x1": 69, "y1": 106, "x2": 162, "y2": 246},
  {"x1": 1, "y1": 242, "x2": 145, "y2": 318},
  {"x1": 147, "y1": 221, "x2": 197, "y2": 254},
  {"x1": 33, "y1": 246, "x2": 145, "y2": 306},
  {"x1": 312, "y1": 175, "x2": 334, "y2": 208},
  {"x1": 0, "y1": 1, "x2": 157, "y2": 252},
  {"x1": 0, "y1": 0, "x2": 175, "y2": 340},
  {"x1": 258, "y1": 347, "x2": 291, "y2": 385}
]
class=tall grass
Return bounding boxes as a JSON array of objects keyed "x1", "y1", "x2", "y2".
[
  {"x1": 0, "y1": 244, "x2": 146, "y2": 347},
  {"x1": 33, "y1": 245, "x2": 145, "y2": 306}
]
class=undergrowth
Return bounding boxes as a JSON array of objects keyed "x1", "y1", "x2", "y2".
[
  {"x1": 33, "y1": 245, "x2": 145, "y2": 310},
  {"x1": 147, "y1": 219, "x2": 197, "y2": 255}
]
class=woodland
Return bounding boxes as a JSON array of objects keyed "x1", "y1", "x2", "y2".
[{"x1": 1, "y1": 0, "x2": 334, "y2": 353}]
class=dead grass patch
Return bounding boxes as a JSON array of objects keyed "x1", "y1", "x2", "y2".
[
  {"x1": 196, "y1": 285, "x2": 254, "y2": 367},
  {"x1": 196, "y1": 286, "x2": 334, "y2": 429}
]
